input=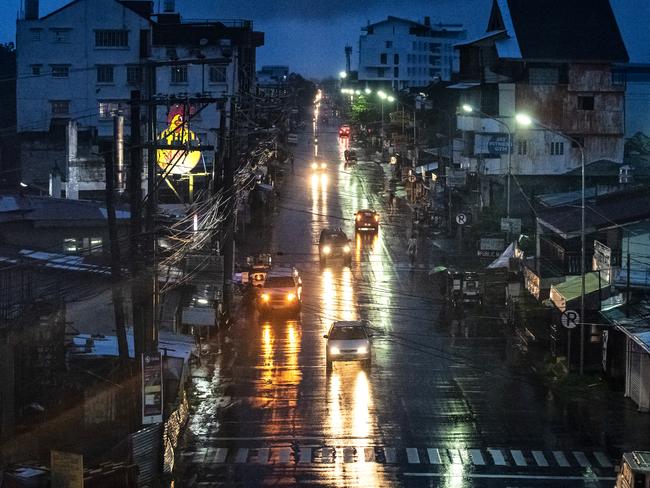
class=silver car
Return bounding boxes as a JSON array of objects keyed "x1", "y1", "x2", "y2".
[{"x1": 324, "y1": 321, "x2": 372, "y2": 370}]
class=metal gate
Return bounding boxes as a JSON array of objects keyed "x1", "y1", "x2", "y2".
[
  {"x1": 627, "y1": 339, "x2": 641, "y2": 405},
  {"x1": 131, "y1": 423, "x2": 162, "y2": 486}
]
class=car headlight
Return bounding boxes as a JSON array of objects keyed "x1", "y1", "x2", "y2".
[
  {"x1": 286, "y1": 292, "x2": 296, "y2": 302},
  {"x1": 322, "y1": 245, "x2": 331, "y2": 255},
  {"x1": 343, "y1": 245, "x2": 351, "y2": 253},
  {"x1": 261, "y1": 293, "x2": 270, "y2": 302},
  {"x1": 329, "y1": 346, "x2": 340, "y2": 355},
  {"x1": 374, "y1": 215, "x2": 379, "y2": 222},
  {"x1": 356, "y1": 214, "x2": 361, "y2": 222},
  {"x1": 311, "y1": 162, "x2": 318, "y2": 169},
  {"x1": 320, "y1": 162, "x2": 326, "y2": 169},
  {"x1": 357, "y1": 346, "x2": 367, "y2": 354}
]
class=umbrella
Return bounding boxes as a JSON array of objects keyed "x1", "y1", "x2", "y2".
[{"x1": 429, "y1": 266, "x2": 448, "y2": 275}]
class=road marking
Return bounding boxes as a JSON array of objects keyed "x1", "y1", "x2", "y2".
[
  {"x1": 234, "y1": 448, "x2": 248, "y2": 463},
  {"x1": 511, "y1": 450, "x2": 527, "y2": 466},
  {"x1": 363, "y1": 447, "x2": 374, "y2": 463},
  {"x1": 406, "y1": 448, "x2": 420, "y2": 464},
  {"x1": 404, "y1": 473, "x2": 616, "y2": 481},
  {"x1": 256, "y1": 448, "x2": 269, "y2": 464},
  {"x1": 573, "y1": 451, "x2": 590, "y2": 467},
  {"x1": 343, "y1": 447, "x2": 355, "y2": 463},
  {"x1": 469, "y1": 449, "x2": 485, "y2": 466},
  {"x1": 427, "y1": 448, "x2": 443, "y2": 464},
  {"x1": 553, "y1": 451, "x2": 570, "y2": 467},
  {"x1": 594, "y1": 452, "x2": 613, "y2": 468},
  {"x1": 299, "y1": 447, "x2": 312, "y2": 464},
  {"x1": 531, "y1": 451, "x2": 549, "y2": 467},
  {"x1": 449, "y1": 449, "x2": 462, "y2": 464},
  {"x1": 320, "y1": 447, "x2": 335, "y2": 463},
  {"x1": 384, "y1": 447, "x2": 397, "y2": 464},
  {"x1": 214, "y1": 447, "x2": 228, "y2": 464},
  {"x1": 488, "y1": 448, "x2": 507, "y2": 466},
  {"x1": 278, "y1": 447, "x2": 291, "y2": 464}
]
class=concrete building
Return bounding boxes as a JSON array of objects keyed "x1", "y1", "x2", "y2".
[
  {"x1": 256, "y1": 65, "x2": 289, "y2": 97},
  {"x1": 453, "y1": 0, "x2": 628, "y2": 177},
  {"x1": 16, "y1": 0, "x2": 263, "y2": 196},
  {"x1": 357, "y1": 16, "x2": 466, "y2": 91}
]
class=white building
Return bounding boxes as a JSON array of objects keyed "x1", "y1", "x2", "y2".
[
  {"x1": 358, "y1": 16, "x2": 466, "y2": 91},
  {"x1": 16, "y1": 0, "x2": 263, "y2": 195}
]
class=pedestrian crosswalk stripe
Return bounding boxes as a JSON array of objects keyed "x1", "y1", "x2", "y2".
[
  {"x1": 469, "y1": 449, "x2": 485, "y2": 466},
  {"x1": 235, "y1": 448, "x2": 248, "y2": 463},
  {"x1": 384, "y1": 447, "x2": 397, "y2": 464},
  {"x1": 363, "y1": 447, "x2": 374, "y2": 463},
  {"x1": 427, "y1": 448, "x2": 443, "y2": 464},
  {"x1": 320, "y1": 447, "x2": 335, "y2": 463},
  {"x1": 278, "y1": 447, "x2": 291, "y2": 464},
  {"x1": 449, "y1": 449, "x2": 462, "y2": 464},
  {"x1": 511, "y1": 450, "x2": 527, "y2": 466},
  {"x1": 573, "y1": 451, "x2": 590, "y2": 467},
  {"x1": 594, "y1": 452, "x2": 613, "y2": 468},
  {"x1": 406, "y1": 448, "x2": 420, "y2": 464},
  {"x1": 256, "y1": 448, "x2": 269, "y2": 464},
  {"x1": 215, "y1": 447, "x2": 228, "y2": 464},
  {"x1": 343, "y1": 447, "x2": 355, "y2": 463},
  {"x1": 532, "y1": 451, "x2": 549, "y2": 467},
  {"x1": 299, "y1": 447, "x2": 311, "y2": 464},
  {"x1": 488, "y1": 448, "x2": 507, "y2": 466},
  {"x1": 553, "y1": 451, "x2": 570, "y2": 467}
]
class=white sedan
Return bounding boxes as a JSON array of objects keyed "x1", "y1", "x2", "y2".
[{"x1": 324, "y1": 321, "x2": 372, "y2": 370}]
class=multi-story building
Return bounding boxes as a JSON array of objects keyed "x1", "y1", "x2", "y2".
[
  {"x1": 358, "y1": 16, "x2": 466, "y2": 91},
  {"x1": 16, "y1": 0, "x2": 263, "y2": 197},
  {"x1": 453, "y1": 0, "x2": 628, "y2": 178},
  {"x1": 256, "y1": 65, "x2": 289, "y2": 97}
]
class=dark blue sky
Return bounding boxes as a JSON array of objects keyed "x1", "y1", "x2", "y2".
[{"x1": 4, "y1": 0, "x2": 650, "y2": 78}]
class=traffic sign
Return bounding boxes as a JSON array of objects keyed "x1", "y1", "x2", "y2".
[
  {"x1": 456, "y1": 213, "x2": 467, "y2": 225},
  {"x1": 408, "y1": 174, "x2": 417, "y2": 183},
  {"x1": 561, "y1": 309, "x2": 580, "y2": 329}
]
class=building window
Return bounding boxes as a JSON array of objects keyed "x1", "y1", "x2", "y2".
[
  {"x1": 96, "y1": 65, "x2": 114, "y2": 84},
  {"x1": 63, "y1": 238, "x2": 79, "y2": 253},
  {"x1": 209, "y1": 65, "x2": 227, "y2": 83},
  {"x1": 171, "y1": 65, "x2": 187, "y2": 84},
  {"x1": 612, "y1": 71, "x2": 626, "y2": 86},
  {"x1": 126, "y1": 65, "x2": 143, "y2": 84},
  {"x1": 394, "y1": 53, "x2": 399, "y2": 65},
  {"x1": 30, "y1": 29, "x2": 42, "y2": 41},
  {"x1": 51, "y1": 64, "x2": 70, "y2": 78},
  {"x1": 99, "y1": 101, "x2": 130, "y2": 119},
  {"x1": 95, "y1": 30, "x2": 129, "y2": 48},
  {"x1": 51, "y1": 29, "x2": 70, "y2": 43},
  {"x1": 550, "y1": 141, "x2": 564, "y2": 155},
  {"x1": 51, "y1": 100, "x2": 70, "y2": 116},
  {"x1": 517, "y1": 140, "x2": 527, "y2": 155},
  {"x1": 394, "y1": 67, "x2": 399, "y2": 78},
  {"x1": 380, "y1": 53, "x2": 387, "y2": 64},
  {"x1": 385, "y1": 41, "x2": 393, "y2": 48},
  {"x1": 577, "y1": 96, "x2": 594, "y2": 110},
  {"x1": 63, "y1": 237, "x2": 103, "y2": 254},
  {"x1": 88, "y1": 237, "x2": 103, "y2": 255},
  {"x1": 31, "y1": 64, "x2": 42, "y2": 76},
  {"x1": 377, "y1": 68, "x2": 385, "y2": 78}
]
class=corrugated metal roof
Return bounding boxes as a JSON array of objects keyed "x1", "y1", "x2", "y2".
[{"x1": 0, "y1": 194, "x2": 130, "y2": 223}]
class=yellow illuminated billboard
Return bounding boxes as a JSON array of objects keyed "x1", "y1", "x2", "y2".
[{"x1": 157, "y1": 104, "x2": 201, "y2": 175}]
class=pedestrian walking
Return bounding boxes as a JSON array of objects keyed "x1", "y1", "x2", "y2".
[
  {"x1": 407, "y1": 234, "x2": 418, "y2": 268},
  {"x1": 388, "y1": 191, "x2": 396, "y2": 214}
]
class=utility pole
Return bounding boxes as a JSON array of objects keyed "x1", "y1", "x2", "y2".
[
  {"x1": 107, "y1": 113, "x2": 128, "y2": 360},
  {"x1": 222, "y1": 97, "x2": 235, "y2": 318},
  {"x1": 144, "y1": 63, "x2": 157, "y2": 353}
]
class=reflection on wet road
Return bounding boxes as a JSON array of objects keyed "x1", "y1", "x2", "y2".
[{"x1": 175, "y1": 97, "x2": 620, "y2": 487}]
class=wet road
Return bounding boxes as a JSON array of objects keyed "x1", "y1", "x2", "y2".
[{"x1": 175, "y1": 101, "x2": 618, "y2": 487}]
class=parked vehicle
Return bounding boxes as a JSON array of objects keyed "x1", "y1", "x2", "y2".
[
  {"x1": 616, "y1": 451, "x2": 650, "y2": 488},
  {"x1": 324, "y1": 320, "x2": 372, "y2": 370},
  {"x1": 339, "y1": 125, "x2": 350, "y2": 138},
  {"x1": 318, "y1": 228, "x2": 352, "y2": 267},
  {"x1": 257, "y1": 267, "x2": 302, "y2": 319},
  {"x1": 355, "y1": 209, "x2": 379, "y2": 233},
  {"x1": 444, "y1": 270, "x2": 482, "y2": 308}
]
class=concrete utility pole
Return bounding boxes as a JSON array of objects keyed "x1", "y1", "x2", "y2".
[
  {"x1": 144, "y1": 63, "x2": 157, "y2": 354},
  {"x1": 221, "y1": 97, "x2": 236, "y2": 319},
  {"x1": 107, "y1": 113, "x2": 128, "y2": 360}
]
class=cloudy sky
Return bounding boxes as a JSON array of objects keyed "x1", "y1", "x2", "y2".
[{"x1": 3, "y1": 0, "x2": 650, "y2": 78}]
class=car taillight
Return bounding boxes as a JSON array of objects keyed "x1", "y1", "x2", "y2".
[{"x1": 261, "y1": 293, "x2": 270, "y2": 302}]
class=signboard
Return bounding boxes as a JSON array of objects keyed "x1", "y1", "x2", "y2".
[
  {"x1": 182, "y1": 306, "x2": 216, "y2": 327},
  {"x1": 447, "y1": 169, "x2": 467, "y2": 188},
  {"x1": 561, "y1": 309, "x2": 580, "y2": 329},
  {"x1": 142, "y1": 352, "x2": 163, "y2": 424},
  {"x1": 478, "y1": 237, "x2": 505, "y2": 258},
  {"x1": 474, "y1": 133, "x2": 512, "y2": 155},
  {"x1": 51, "y1": 450, "x2": 83, "y2": 488},
  {"x1": 157, "y1": 104, "x2": 201, "y2": 175},
  {"x1": 593, "y1": 240, "x2": 612, "y2": 283},
  {"x1": 456, "y1": 213, "x2": 468, "y2": 225},
  {"x1": 500, "y1": 218, "x2": 522, "y2": 234}
]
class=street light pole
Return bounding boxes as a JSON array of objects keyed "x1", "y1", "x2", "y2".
[{"x1": 515, "y1": 114, "x2": 586, "y2": 373}]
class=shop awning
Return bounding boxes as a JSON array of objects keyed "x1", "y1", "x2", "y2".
[{"x1": 549, "y1": 272, "x2": 610, "y2": 311}]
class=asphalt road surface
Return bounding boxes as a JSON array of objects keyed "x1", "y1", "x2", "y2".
[{"x1": 175, "y1": 103, "x2": 621, "y2": 487}]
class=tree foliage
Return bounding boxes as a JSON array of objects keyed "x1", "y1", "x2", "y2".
[{"x1": 350, "y1": 95, "x2": 377, "y2": 125}]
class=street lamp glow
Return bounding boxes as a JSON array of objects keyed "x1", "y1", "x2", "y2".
[
  {"x1": 365, "y1": 88, "x2": 372, "y2": 94},
  {"x1": 340, "y1": 88, "x2": 346, "y2": 94},
  {"x1": 387, "y1": 96, "x2": 395, "y2": 102},
  {"x1": 339, "y1": 71, "x2": 347, "y2": 79},
  {"x1": 377, "y1": 90, "x2": 387, "y2": 100},
  {"x1": 515, "y1": 113, "x2": 533, "y2": 126},
  {"x1": 355, "y1": 90, "x2": 361, "y2": 95},
  {"x1": 462, "y1": 104, "x2": 474, "y2": 113}
]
